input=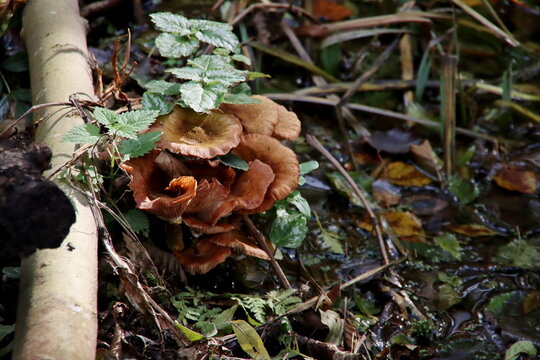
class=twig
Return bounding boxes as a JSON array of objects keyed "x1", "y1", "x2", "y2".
[
  {"x1": 442, "y1": 55, "x2": 458, "y2": 177},
  {"x1": 242, "y1": 214, "x2": 292, "y2": 290},
  {"x1": 266, "y1": 93, "x2": 525, "y2": 145},
  {"x1": 306, "y1": 135, "x2": 389, "y2": 265},
  {"x1": 0, "y1": 101, "x2": 72, "y2": 138}
]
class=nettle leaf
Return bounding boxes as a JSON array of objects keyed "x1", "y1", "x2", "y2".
[
  {"x1": 232, "y1": 54, "x2": 251, "y2": 65},
  {"x1": 141, "y1": 92, "x2": 173, "y2": 115},
  {"x1": 112, "y1": 110, "x2": 159, "y2": 139},
  {"x1": 206, "y1": 69, "x2": 246, "y2": 87},
  {"x1": 286, "y1": 190, "x2": 311, "y2": 218},
  {"x1": 300, "y1": 160, "x2": 319, "y2": 175},
  {"x1": 180, "y1": 82, "x2": 226, "y2": 113},
  {"x1": 195, "y1": 27, "x2": 239, "y2": 53},
  {"x1": 63, "y1": 123, "x2": 101, "y2": 144},
  {"x1": 168, "y1": 67, "x2": 203, "y2": 82},
  {"x1": 150, "y1": 12, "x2": 191, "y2": 34},
  {"x1": 124, "y1": 209, "x2": 150, "y2": 237},
  {"x1": 119, "y1": 131, "x2": 162, "y2": 158},
  {"x1": 269, "y1": 208, "x2": 308, "y2": 248},
  {"x1": 189, "y1": 54, "x2": 230, "y2": 71},
  {"x1": 93, "y1": 107, "x2": 118, "y2": 127},
  {"x1": 223, "y1": 93, "x2": 260, "y2": 105},
  {"x1": 155, "y1": 33, "x2": 200, "y2": 58},
  {"x1": 145, "y1": 80, "x2": 182, "y2": 95}
]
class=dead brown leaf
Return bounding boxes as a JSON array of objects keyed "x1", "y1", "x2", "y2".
[{"x1": 493, "y1": 166, "x2": 538, "y2": 194}]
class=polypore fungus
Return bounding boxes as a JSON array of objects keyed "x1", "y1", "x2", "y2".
[
  {"x1": 221, "y1": 95, "x2": 301, "y2": 140},
  {"x1": 152, "y1": 105, "x2": 242, "y2": 158},
  {"x1": 233, "y1": 134, "x2": 300, "y2": 213}
]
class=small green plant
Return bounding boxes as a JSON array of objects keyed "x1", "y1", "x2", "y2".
[{"x1": 145, "y1": 12, "x2": 266, "y2": 113}]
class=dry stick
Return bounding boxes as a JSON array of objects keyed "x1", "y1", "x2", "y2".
[
  {"x1": 0, "y1": 101, "x2": 72, "y2": 138},
  {"x1": 242, "y1": 214, "x2": 293, "y2": 290},
  {"x1": 306, "y1": 135, "x2": 389, "y2": 265},
  {"x1": 230, "y1": 3, "x2": 318, "y2": 26},
  {"x1": 442, "y1": 55, "x2": 458, "y2": 178},
  {"x1": 266, "y1": 93, "x2": 524, "y2": 145}
]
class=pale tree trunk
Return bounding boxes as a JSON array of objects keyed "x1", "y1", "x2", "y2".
[{"x1": 12, "y1": 0, "x2": 98, "y2": 359}]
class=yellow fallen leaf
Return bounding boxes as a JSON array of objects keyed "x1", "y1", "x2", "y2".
[
  {"x1": 493, "y1": 166, "x2": 538, "y2": 194},
  {"x1": 358, "y1": 211, "x2": 423, "y2": 237},
  {"x1": 383, "y1": 161, "x2": 432, "y2": 187},
  {"x1": 446, "y1": 224, "x2": 498, "y2": 237},
  {"x1": 231, "y1": 320, "x2": 271, "y2": 360}
]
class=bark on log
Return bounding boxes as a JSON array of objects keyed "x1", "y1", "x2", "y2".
[{"x1": 12, "y1": 0, "x2": 98, "y2": 359}]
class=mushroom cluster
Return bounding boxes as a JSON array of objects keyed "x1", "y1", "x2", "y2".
[{"x1": 122, "y1": 96, "x2": 301, "y2": 273}]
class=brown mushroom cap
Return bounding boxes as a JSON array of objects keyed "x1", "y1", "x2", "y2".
[
  {"x1": 183, "y1": 179, "x2": 230, "y2": 225},
  {"x1": 122, "y1": 150, "x2": 197, "y2": 222},
  {"x1": 182, "y1": 216, "x2": 238, "y2": 235},
  {"x1": 233, "y1": 134, "x2": 300, "y2": 213},
  {"x1": 176, "y1": 238, "x2": 232, "y2": 274},
  {"x1": 221, "y1": 95, "x2": 301, "y2": 140},
  {"x1": 153, "y1": 106, "x2": 242, "y2": 159}
]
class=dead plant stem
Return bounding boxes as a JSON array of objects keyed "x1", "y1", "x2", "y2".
[
  {"x1": 242, "y1": 214, "x2": 293, "y2": 290},
  {"x1": 306, "y1": 135, "x2": 389, "y2": 265}
]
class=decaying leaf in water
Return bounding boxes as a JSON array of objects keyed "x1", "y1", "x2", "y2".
[
  {"x1": 357, "y1": 211, "x2": 423, "y2": 237},
  {"x1": 493, "y1": 166, "x2": 538, "y2": 194},
  {"x1": 382, "y1": 161, "x2": 432, "y2": 187},
  {"x1": 446, "y1": 224, "x2": 498, "y2": 237}
]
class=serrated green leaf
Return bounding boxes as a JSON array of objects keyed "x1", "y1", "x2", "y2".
[
  {"x1": 286, "y1": 190, "x2": 310, "y2": 218},
  {"x1": 124, "y1": 209, "x2": 150, "y2": 237},
  {"x1": 218, "y1": 153, "x2": 249, "y2": 171},
  {"x1": 231, "y1": 320, "x2": 271, "y2": 360},
  {"x1": 195, "y1": 27, "x2": 239, "y2": 52},
  {"x1": 206, "y1": 69, "x2": 246, "y2": 86},
  {"x1": 175, "y1": 322, "x2": 205, "y2": 342},
  {"x1": 299, "y1": 160, "x2": 319, "y2": 175},
  {"x1": 505, "y1": 341, "x2": 537, "y2": 360},
  {"x1": 168, "y1": 67, "x2": 203, "y2": 82},
  {"x1": 93, "y1": 107, "x2": 118, "y2": 127},
  {"x1": 155, "y1": 33, "x2": 200, "y2": 58},
  {"x1": 119, "y1": 131, "x2": 161, "y2": 159},
  {"x1": 145, "y1": 80, "x2": 182, "y2": 95},
  {"x1": 180, "y1": 82, "x2": 225, "y2": 113},
  {"x1": 213, "y1": 48, "x2": 231, "y2": 56},
  {"x1": 435, "y1": 233, "x2": 462, "y2": 261},
  {"x1": 188, "y1": 54, "x2": 230, "y2": 70},
  {"x1": 232, "y1": 54, "x2": 251, "y2": 65},
  {"x1": 63, "y1": 123, "x2": 101, "y2": 144},
  {"x1": 141, "y1": 92, "x2": 173, "y2": 115},
  {"x1": 269, "y1": 209, "x2": 308, "y2": 248},
  {"x1": 190, "y1": 18, "x2": 232, "y2": 30},
  {"x1": 223, "y1": 93, "x2": 260, "y2": 104},
  {"x1": 150, "y1": 12, "x2": 190, "y2": 34},
  {"x1": 113, "y1": 110, "x2": 159, "y2": 139}
]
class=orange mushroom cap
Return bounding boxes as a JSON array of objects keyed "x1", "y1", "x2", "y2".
[
  {"x1": 209, "y1": 230, "x2": 270, "y2": 260},
  {"x1": 233, "y1": 134, "x2": 300, "y2": 213},
  {"x1": 122, "y1": 150, "x2": 197, "y2": 223},
  {"x1": 176, "y1": 238, "x2": 232, "y2": 274},
  {"x1": 152, "y1": 106, "x2": 242, "y2": 159},
  {"x1": 221, "y1": 95, "x2": 301, "y2": 140}
]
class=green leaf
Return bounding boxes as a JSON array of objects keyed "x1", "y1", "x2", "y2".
[
  {"x1": 269, "y1": 208, "x2": 308, "y2": 248},
  {"x1": 218, "y1": 153, "x2": 249, "y2": 171},
  {"x1": 124, "y1": 209, "x2": 151, "y2": 237},
  {"x1": 0, "y1": 324, "x2": 14, "y2": 343},
  {"x1": 485, "y1": 292, "x2": 514, "y2": 316},
  {"x1": 1, "y1": 266, "x2": 20, "y2": 279},
  {"x1": 113, "y1": 110, "x2": 159, "y2": 139},
  {"x1": 320, "y1": 44, "x2": 341, "y2": 76},
  {"x1": 196, "y1": 321, "x2": 217, "y2": 337},
  {"x1": 93, "y1": 107, "x2": 118, "y2": 127},
  {"x1": 62, "y1": 123, "x2": 101, "y2": 144},
  {"x1": 247, "y1": 71, "x2": 271, "y2": 81},
  {"x1": 119, "y1": 131, "x2": 162, "y2": 158},
  {"x1": 415, "y1": 48, "x2": 431, "y2": 101},
  {"x1": 141, "y1": 92, "x2": 173, "y2": 115},
  {"x1": 448, "y1": 177, "x2": 478, "y2": 205},
  {"x1": 168, "y1": 67, "x2": 203, "y2": 82},
  {"x1": 214, "y1": 305, "x2": 238, "y2": 331},
  {"x1": 505, "y1": 341, "x2": 537, "y2": 360},
  {"x1": 180, "y1": 82, "x2": 225, "y2": 113},
  {"x1": 286, "y1": 190, "x2": 310, "y2": 218},
  {"x1": 231, "y1": 320, "x2": 271, "y2": 360},
  {"x1": 206, "y1": 69, "x2": 246, "y2": 86},
  {"x1": 145, "y1": 80, "x2": 182, "y2": 95},
  {"x1": 299, "y1": 160, "x2": 319, "y2": 175},
  {"x1": 232, "y1": 54, "x2": 251, "y2": 65},
  {"x1": 496, "y1": 240, "x2": 540, "y2": 269},
  {"x1": 326, "y1": 171, "x2": 374, "y2": 208},
  {"x1": 155, "y1": 33, "x2": 200, "y2": 58},
  {"x1": 175, "y1": 322, "x2": 205, "y2": 342},
  {"x1": 150, "y1": 12, "x2": 190, "y2": 34},
  {"x1": 319, "y1": 309, "x2": 344, "y2": 345},
  {"x1": 222, "y1": 93, "x2": 260, "y2": 105},
  {"x1": 195, "y1": 27, "x2": 239, "y2": 53},
  {"x1": 435, "y1": 233, "x2": 463, "y2": 261}
]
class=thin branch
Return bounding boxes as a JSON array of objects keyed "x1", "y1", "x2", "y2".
[
  {"x1": 306, "y1": 135, "x2": 389, "y2": 264},
  {"x1": 242, "y1": 214, "x2": 292, "y2": 290}
]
